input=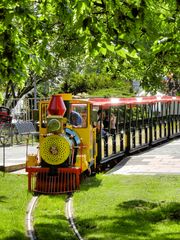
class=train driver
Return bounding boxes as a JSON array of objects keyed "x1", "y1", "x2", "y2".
[{"x1": 70, "y1": 110, "x2": 82, "y2": 127}]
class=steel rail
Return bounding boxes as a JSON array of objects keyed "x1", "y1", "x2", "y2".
[
  {"x1": 26, "y1": 194, "x2": 83, "y2": 240},
  {"x1": 66, "y1": 194, "x2": 84, "y2": 240},
  {"x1": 26, "y1": 196, "x2": 38, "y2": 240}
]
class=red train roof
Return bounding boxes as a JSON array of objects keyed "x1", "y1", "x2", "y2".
[{"x1": 88, "y1": 96, "x2": 180, "y2": 108}]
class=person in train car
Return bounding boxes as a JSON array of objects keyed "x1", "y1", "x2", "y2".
[
  {"x1": 103, "y1": 110, "x2": 109, "y2": 132},
  {"x1": 97, "y1": 110, "x2": 106, "y2": 137},
  {"x1": 110, "y1": 113, "x2": 116, "y2": 135},
  {"x1": 70, "y1": 110, "x2": 82, "y2": 127}
]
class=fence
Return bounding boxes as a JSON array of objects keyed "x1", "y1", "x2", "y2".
[{"x1": 4, "y1": 97, "x2": 49, "y2": 122}]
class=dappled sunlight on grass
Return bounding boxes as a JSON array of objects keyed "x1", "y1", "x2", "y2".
[
  {"x1": 74, "y1": 174, "x2": 180, "y2": 240},
  {"x1": 74, "y1": 201, "x2": 180, "y2": 240}
]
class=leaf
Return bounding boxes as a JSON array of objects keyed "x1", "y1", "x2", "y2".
[
  {"x1": 91, "y1": 49, "x2": 99, "y2": 57},
  {"x1": 28, "y1": 14, "x2": 36, "y2": 21},
  {"x1": 128, "y1": 49, "x2": 139, "y2": 59},
  {"x1": 77, "y1": 1, "x2": 87, "y2": 15},
  {"x1": 116, "y1": 49, "x2": 127, "y2": 58},
  {"x1": 100, "y1": 47, "x2": 107, "y2": 55},
  {"x1": 106, "y1": 44, "x2": 115, "y2": 52}
]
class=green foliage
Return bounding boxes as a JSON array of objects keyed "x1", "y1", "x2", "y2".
[
  {"x1": 0, "y1": 92, "x2": 3, "y2": 104},
  {"x1": 61, "y1": 72, "x2": 115, "y2": 94},
  {"x1": 0, "y1": 0, "x2": 180, "y2": 104},
  {"x1": 90, "y1": 86, "x2": 134, "y2": 98},
  {"x1": 137, "y1": 0, "x2": 180, "y2": 89},
  {"x1": 59, "y1": 55, "x2": 134, "y2": 97}
]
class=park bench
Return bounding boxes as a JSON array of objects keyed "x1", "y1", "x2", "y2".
[{"x1": 14, "y1": 121, "x2": 39, "y2": 145}]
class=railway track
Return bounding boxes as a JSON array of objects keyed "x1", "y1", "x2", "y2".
[
  {"x1": 25, "y1": 194, "x2": 83, "y2": 240},
  {"x1": 66, "y1": 194, "x2": 84, "y2": 240},
  {"x1": 26, "y1": 196, "x2": 38, "y2": 240}
]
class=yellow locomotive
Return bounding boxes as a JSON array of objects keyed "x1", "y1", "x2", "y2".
[
  {"x1": 26, "y1": 93, "x2": 97, "y2": 194},
  {"x1": 26, "y1": 94, "x2": 180, "y2": 194}
]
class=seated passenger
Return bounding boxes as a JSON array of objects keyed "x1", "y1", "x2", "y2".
[
  {"x1": 110, "y1": 113, "x2": 116, "y2": 135},
  {"x1": 103, "y1": 111, "x2": 109, "y2": 132},
  {"x1": 97, "y1": 110, "x2": 107, "y2": 137},
  {"x1": 70, "y1": 110, "x2": 82, "y2": 127}
]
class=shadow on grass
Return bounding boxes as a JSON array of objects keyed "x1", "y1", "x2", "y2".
[
  {"x1": 76, "y1": 200, "x2": 180, "y2": 240},
  {"x1": 80, "y1": 174, "x2": 102, "y2": 191},
  {"x1": 118, "y1": 200, "x2": 180, "y2": 222},
  {"x1": 2, "y1": 230, "x2": 28, "y2": 240},
  {"x1": 0, "y1": 195, "x2": 8, "y2": 203},
  {"x1": 34, "y1": 213, "x2": 77, "y2": 240}
]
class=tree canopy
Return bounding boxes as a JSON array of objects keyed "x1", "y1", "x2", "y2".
[{"x1": 0, "y1": 0, "x2": 179, "y2": 104}]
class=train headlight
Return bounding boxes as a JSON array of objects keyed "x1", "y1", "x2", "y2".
[
  {"x1": 40, "y1": 135, "x2": 71, "y2": 165},
  {"x1": 47, "y1": 116, "x2": 64, "y2": 134},
  {"x1": 47, "y1": 118, "x2": 61, "y2": 132}
]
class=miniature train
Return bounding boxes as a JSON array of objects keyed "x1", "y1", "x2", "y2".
[{"x1": 26, "y1": 94, "x2": 180, "y2": 194}]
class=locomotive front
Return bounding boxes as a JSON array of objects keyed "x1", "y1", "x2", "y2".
[
  {"x1": 40, "y1": 95, "x2": 76, "y2": 168},
  {"x1": 26, "y1": 94, "x2": 87, "y2": 194}
]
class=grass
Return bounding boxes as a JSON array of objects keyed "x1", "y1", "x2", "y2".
[
  {"x1": 1, "y1": 172, "x2": 180, "y2": 240},
  {"x1": 73, "y1": 174, "x2": 180, "y2": 240},
  {"x1": 33, "y1": 195, "x2": 77, "y2": 240},
  {"x1": 0, "y1": 172, "x2": 31, "y2": 240},
  {"x1": 0, "y1": 172, "x2": 75, "y2": 240}
]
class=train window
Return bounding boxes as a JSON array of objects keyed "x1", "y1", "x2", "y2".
[
  {"x1": 152, "y1": 103, "x2": 159, "y2": 119},
  {"x1": 140, "y1": 105, "x2": 144, "y2": 127},
  {"x1": 70, "y1": 103, "x2": 88, "y2": 128},
  {"x1": 173, "y1": 101, "x2": 178, "y2": 115},
  {"x1": 91, "y1": 110, "x2": 98, "y2": 125},
  {"x1": 177, "y1": 101, "x2": 180, "y2": 116},
  {"x1": 125, "y1": 106, "x2": 131, "y2": 127},
  {"x1": 137, "y1": 105, "x2": 142, "y2": 127},
  {"x1": 143, "y1": 104, "x2": 150, "y2": 125},
  {"x1": 117, "y1": 106, "x2": 126, "y2": 131},
  {"x1": 130, "y1": 106, "x2": 138, "y2": 127}
]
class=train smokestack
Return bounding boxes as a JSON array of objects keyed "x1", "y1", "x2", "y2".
[{"x1": 47, "y1": 95, "x2": 66, "y2": 116}]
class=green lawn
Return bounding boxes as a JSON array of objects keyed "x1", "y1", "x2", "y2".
[
  {"x1": 1, "y1": 172, "x2": 180, "y2": 240},
  {"x1": 73, "y1": 174, "x2": 180, "y2": 240},
  {"x1": 0, "y1": 172, "x2": 76, "y2": 240},
  {"x1": 0, "y1": 172, "x2": 31, "y2": 240}
]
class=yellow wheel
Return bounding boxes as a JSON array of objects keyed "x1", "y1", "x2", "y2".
[{"x1": 40, "y1": 135, "x2": 71, "y2": 165}]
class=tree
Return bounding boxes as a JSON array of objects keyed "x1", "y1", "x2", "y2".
[
  {"x1": 0, "y1": 0, "x2": 179, "y2": 105},
  {"x1": 0, "y1": 0, "x2": 84, "y2": 105}
]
